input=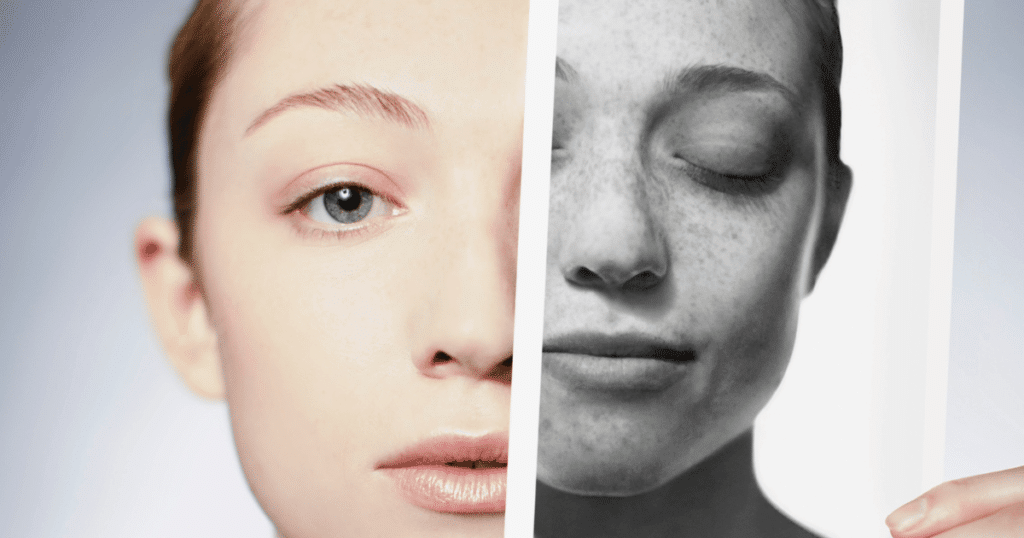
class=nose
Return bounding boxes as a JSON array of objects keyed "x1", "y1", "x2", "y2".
[
  {"x1": 411, "y1": 182, "x2": 517, "y2": 384},
  {"x1": 557, "y1": 171, "x2": 669, "y2": 293}
]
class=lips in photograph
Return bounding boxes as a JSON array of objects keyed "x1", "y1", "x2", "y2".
[{"x1": 544, "y1": 332, "x2": 697, "y2": 393}]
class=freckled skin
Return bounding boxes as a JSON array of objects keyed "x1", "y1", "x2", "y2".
[{"x1": 538, "y1": 0, "x2": 842, "y2": 536}]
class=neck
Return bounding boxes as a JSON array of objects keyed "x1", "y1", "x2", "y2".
[{"x1": 535, "y1": 430, "x2": 817, "y2": 538}]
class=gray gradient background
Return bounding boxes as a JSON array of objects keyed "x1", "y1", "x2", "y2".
[
  {"x1": 0, "y1": 0, "x2": 1018, "y2": 537},
  {"x1": 0, "y1": 1, "x2": 272, "y2": 536},
  {"x1": 944, "y1": 0, "x2": 1024, "y2": 479}
]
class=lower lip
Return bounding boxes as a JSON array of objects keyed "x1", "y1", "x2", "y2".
[
  {"x1": 380, "y1": 465, "x2": 506, "y2": 514},
  {"x1": 543, "y1": 353, "x2": 693, "y2": 392}
]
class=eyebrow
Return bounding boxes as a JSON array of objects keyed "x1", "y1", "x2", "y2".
[
  {"x1": 554, "y1": 57, "x2": 800, "y2": 106},
  {"x1": 245, "y1": 83, "x2": 431, "y2": 136},
  {"x1": 668, "y1": 64, "x2": 800, "y2": 106}
]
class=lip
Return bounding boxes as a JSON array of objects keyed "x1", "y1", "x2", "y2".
[
  {"x1": 376, "y1": 432, "x2": 507, "y2": 514},
  {"x1": 543, "y1": 332, "x2": 696, "y2": 392}
]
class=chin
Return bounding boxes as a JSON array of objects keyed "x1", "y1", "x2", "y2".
[
  {"x1": 537, "y1": 448, "x2": 681, "y2": 497},
  {"x1": 537, "y1": 409, "x2": 763, "y2": 500}
]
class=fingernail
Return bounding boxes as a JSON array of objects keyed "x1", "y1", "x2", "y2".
[{"x1": 886, "y1": 496, "x2": 929, "y2": 534}]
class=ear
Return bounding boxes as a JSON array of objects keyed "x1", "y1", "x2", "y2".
[
  {"x1": 808, "y1": 160, "x2": 852, "y2": 293},
  {"x1": 136, "y1": 217, "x2": 224, "y2": 399}
]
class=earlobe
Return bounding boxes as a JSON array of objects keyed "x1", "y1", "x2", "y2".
[
  {"x1": 808, "y1": 160, "x2": 852, "y2": 293},
  {"x1": 135, "y1": 217, "x2": 225, "y2": 400}
]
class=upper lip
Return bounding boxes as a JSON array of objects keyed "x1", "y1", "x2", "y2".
[
  {"x1": 375, "y1": 432, "x2": 509, "y2": 469},
  {"x1": 543, "y1": 332, "x2": 696, "y2": 362}
]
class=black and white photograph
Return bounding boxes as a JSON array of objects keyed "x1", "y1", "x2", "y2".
[{"x1": 530, "y1": 0, "x2": 1022, "y2": 537}]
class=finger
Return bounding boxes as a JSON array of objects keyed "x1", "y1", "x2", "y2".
[
  {"x1": 930, "y1": 501, "x2": 1024, "y2": 538},
  {"x1": 887, "y1": 466, "x2": 1024, "y2": 538}
]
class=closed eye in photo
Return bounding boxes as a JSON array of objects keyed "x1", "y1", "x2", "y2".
[
  {"x1": 672, "y1": 154, "x2": 779, "y2": 194},
  {"x1": 657, "y1": 123, "x2": 795, "y2": 196},
  {"x1": 650, "y1": 92, "x2": 801, "y2": 195}
]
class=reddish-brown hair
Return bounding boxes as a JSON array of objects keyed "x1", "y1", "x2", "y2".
[{"x1": 168, "y1": 0, "x2": 238, "y2": 264}]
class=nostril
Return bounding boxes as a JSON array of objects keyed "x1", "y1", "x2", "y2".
[
  {"x1": 623, "y1": 269, "x2": 663, "y2": 291},
  {"x1": 432, "y1": 351, "x2": 455, "y2": 365},
  {"x1": 570, "y1": 266, "x2": 602, "y2": 284},
  {"x1": 487, "y1": 355, "x2": 513, "y2": 384}
]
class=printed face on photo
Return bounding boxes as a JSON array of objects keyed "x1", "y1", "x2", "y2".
[{"x1": 539, "y1": 0, "x2": 845, "y2": 496}]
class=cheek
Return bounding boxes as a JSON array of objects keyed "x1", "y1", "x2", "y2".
[
  {"x1": 205, "y1": 236, "x2": 417, "y2": 415},
  {"x1": 663, "y1": 171, "x2": 818, "y2": 388},
  {"x1": 214, "y1": 264, "x2": 400, "y2": 400},
  {"x1": 194, "y1": 217, "x2": 425, "y2": 507}
]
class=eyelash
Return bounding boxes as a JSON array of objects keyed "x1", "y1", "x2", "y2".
[{"x1": 670, "y1": 155, "x2": 779, "y2": 196}]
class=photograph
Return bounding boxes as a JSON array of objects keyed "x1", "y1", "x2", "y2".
[{"x1": 530, "y1": 0, "x2": 1022, "y2": 537}]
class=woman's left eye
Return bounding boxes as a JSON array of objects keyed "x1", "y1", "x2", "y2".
[{"x1": 301, "y1": 184, "x2": 397, "y2": 226}]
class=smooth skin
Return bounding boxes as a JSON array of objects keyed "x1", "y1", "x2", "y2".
[{"x1": 137, "y1": 0, "x2": 526, "y2": 536}]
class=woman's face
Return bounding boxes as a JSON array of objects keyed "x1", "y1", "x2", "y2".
[
  {"x1": 193, "y1": 0, "x2": 525, "y2": 535},
  {"x1": 539, "y1": 0, "x2": 835, "y2": 495}
]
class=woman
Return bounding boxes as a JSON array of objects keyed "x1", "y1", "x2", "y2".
[
  {"x1": 136, "y1": 0, "x2": 526, "y2": 536},
  {"x1": 534, "y1": 0, "x2": 1024, "y2": 536}
]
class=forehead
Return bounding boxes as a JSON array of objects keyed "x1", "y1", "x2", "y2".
[
  {"x1": 558, "y1": 0, "x2": 814, "y2": 99},
  {"x1": 213, "y1": 0, "x2": 527, "y2": 133}
]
